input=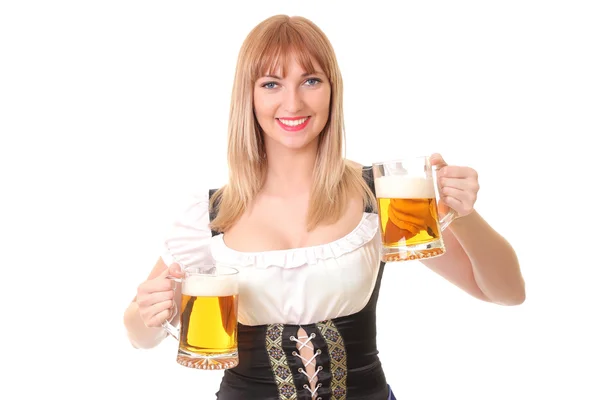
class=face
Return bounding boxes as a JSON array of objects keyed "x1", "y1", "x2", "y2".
[{"x1": 253, "y1": 57, "x2": 331, "y2": 153}]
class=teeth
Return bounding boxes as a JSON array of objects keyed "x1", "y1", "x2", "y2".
[{"x1": 279, "y1": 117, "x2": 308, "y2": 127}]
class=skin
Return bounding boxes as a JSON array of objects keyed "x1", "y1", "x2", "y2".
[
  {"x1": 123, "y1": 56, "x2": 526, "y2": 370},
  {"x1": 224, "y1": 58, "x2": 364, "y2": 252},
  {"x1": 422, "y1": 154, "x2": 525, "y2": 306}
]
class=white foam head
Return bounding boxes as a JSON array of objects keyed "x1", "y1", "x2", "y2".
[
  {"x1": 374, "y1": 175, "x2": 435, "y2": 199},
  {"x1": 183, "y1": 275, "x2": 238, "y2": 297}
]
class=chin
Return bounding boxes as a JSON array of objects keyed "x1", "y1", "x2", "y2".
[
  {"x1": 276, "y1": 140, "x2": 312, "y2": 151},
  {"x1": 279, "y1": 133, "x2": 320, "y2": 151},
  {"x1": 265, "y1": 128, "x2": 319, "y2": 151}
]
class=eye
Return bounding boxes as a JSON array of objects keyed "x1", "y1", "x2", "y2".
[
  {"x1": 261, "y1": 81, "x2": 278, "y2": 89},
  {"x1": 305, "y1": 78, "x2": 322, "y2": 86}
]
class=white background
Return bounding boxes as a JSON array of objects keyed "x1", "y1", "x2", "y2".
[{"x1": 1, "y1": 1, "x2": 599, "y2": 399}]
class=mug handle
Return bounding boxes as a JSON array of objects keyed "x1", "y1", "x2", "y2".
[
  {"x1": 439, "y1": 208, "x2": 458, "y2": 231},
  {"x1": 433, "y1": 164, "x2": 458, "y2": 231},
  {"x1": 161, "y1": 276, "x2": 182, "y2": 340}
]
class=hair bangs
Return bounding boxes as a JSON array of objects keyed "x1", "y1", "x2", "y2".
[{"x1": 252, "y1": 22, "x2": 326, "y2": 81}]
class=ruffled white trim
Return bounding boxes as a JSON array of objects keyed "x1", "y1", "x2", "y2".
[{"x1": 210, "y1": 212, "x2": 380, "y2": 269}]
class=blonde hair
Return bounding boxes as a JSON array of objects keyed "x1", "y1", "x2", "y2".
[{"x1": 210, "y1": 14, "x2": 376, "y2": 233}]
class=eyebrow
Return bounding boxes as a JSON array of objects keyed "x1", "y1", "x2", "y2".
[{"x1": 261, "y1": 71, "x2": 325, "y2": 80}]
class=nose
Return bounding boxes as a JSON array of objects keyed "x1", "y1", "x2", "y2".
[{"x1": 283, "y1": 87, "x2": 304, "y2": 113}]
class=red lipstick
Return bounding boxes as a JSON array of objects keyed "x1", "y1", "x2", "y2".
[{"x1": 276, "y1": 116, "x2": 311, "y2": 132}]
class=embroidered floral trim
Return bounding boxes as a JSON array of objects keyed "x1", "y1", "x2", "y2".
[
  {"x1": 317, "y1": 320, "x2": 348, "y2": 399},
  {"x1": 266, "y1": 324, "x2": 298, "y2": 399}
]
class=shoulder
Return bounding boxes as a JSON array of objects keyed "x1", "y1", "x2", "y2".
[
  {"x1": 174, "y1": 180, "x2": 225, "y2": 219},
  {"x1": 165, "y1": 178, "x2": 226, "y2": 234},
  {"x1": 173, "y1": 189, "x2": 210, "y2": 221},
  {"x1": 161, "y1": 187, "x2": 216, "y2": 268}
]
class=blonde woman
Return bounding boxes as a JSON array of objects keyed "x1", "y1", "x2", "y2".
[{"x1": 123, "y1": 14, "x2": 525, "y2": 400}]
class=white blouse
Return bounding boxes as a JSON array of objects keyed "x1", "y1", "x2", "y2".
[{"x1": 161, "y1": 190, "x2": 382, "y2": 327}]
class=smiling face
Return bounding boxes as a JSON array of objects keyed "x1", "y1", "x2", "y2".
[{"x1": 253, "y1": 57, "x2": 331, "y2": 153}]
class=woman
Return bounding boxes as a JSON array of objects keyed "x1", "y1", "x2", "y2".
[{"x1": 123, "y1": 14, "x2": 526, "y2": 399}]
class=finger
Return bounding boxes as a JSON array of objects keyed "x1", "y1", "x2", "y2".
[
  {"x1": 136, "y1": 288, "x2": 175, "y2": 307},
  {"x1": 441, "y1": 193, "x2": 475, "y2": 216},
  {"x1": 152, "y1": 299, "x2": 175, "y2": 314},
  {"x1": 143, "y1": 299, "x2": 176, "y2": 326},
  {"x1": 138, "y1": 276, "x2": 174, "y2": 297},
  {"x1": 440, "y1": 186, "x2": 477, "y2": 202},
  {"x1": 158, "y1": 266, "x2": 171, "y2": 279},
  {"x1": 146, "y1": 307, "x2": 174, "y2": 328},
  {"x1": 440, "y1": 177, "x2": 479, "y2": 192},
  {"x1": 142, "y1": 266, "x2": 171, "y2": 288},
  {"x1": 429, "y1": 153, "x2": 447, "y2": 169},
  {"x1": 440, "y1": 166, "x2": 478, "y2": 179},
  {"x1": 168, "y1": 263, "x2": 184, "y2": 278},
  {"x1": 153, "y1": 277, "x2": 176, "y2": 293}
]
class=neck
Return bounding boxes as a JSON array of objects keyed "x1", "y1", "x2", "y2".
[{"x1": 262, "y1": 141, "x2": 318, "y2": 197}]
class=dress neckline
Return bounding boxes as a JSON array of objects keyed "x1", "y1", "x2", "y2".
[{"x1": 210, "y1": 212, "x2": 380, "y2": 269}]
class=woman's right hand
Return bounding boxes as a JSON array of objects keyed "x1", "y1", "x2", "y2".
[{"x1": 135, "y1": 263, "x2": 184, "y2": 328}]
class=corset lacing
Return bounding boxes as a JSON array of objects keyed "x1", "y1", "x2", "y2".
[{"x1": 291, "y1": 333, "x2": 323, "y2": 399}]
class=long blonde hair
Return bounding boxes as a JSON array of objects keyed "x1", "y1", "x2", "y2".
[{"x1": 209, "y1": 14, "x2": 376, "y2": 233}]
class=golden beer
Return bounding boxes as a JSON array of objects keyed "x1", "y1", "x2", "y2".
[
  {"x1": 163, "y1": 266, "x2": 240, "y2": 370},
  {"x1": 179, "y1": 292, "x2": 238, "y2": 357},
  {"x1": 377, "y1": 197, "x2": 441, "y2": 246},
  {"x1": 374, "y1": 174, "x2": 446, "y2": 262}
]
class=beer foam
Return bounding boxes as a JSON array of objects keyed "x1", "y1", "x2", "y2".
[
  {"x1": 183, "y1": 275, "x2": 238, "y2": 297},
  {"x1": 374, "y1": 175, "x2": 435, "y2": 199}
]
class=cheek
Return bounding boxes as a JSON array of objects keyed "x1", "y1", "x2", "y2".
[
  {"x1": 310, "y1": 93, "x2": 331, "y2": 133},
  {"x1": 253, "y1": 92, "x2": 264, "y2": 117},
  {"x1": 253, "y1": 93, "x2": 277, "y2": 120},
  {"x1": 315, "y1": 88, "x2": 331, "y2": 115}
]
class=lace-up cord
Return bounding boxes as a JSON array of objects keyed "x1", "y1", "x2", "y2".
[
  {"x1": 292, "y1": 349, "x2": 321, "y2": 368},
  {"x1": 290, "y1": 333, "x2": 321, "y2": 399},
  {"x1": 303, "y1": 383, "x2": 322, "y2": 398}
]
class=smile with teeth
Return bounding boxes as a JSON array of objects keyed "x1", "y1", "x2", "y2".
[{"x1": 278, "y1": 117, "x2": 309, "y2": 126}]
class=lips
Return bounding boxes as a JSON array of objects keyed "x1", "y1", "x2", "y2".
[{"x1": 276, "y1": 116, "x2": 310, "y2": 132}]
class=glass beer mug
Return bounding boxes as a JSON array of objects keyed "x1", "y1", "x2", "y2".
[
  {"x1": 372, "y1": 156, "x2": 457, "y2": 262},
  {"x1": 162, "y1": 264, "x2": 239, "y2": 370}
]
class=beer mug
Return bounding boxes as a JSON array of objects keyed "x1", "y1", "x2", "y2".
[
  {"x1": 372, "y1": 156, "x2": 457, "y2": 262},
  {"x1": 162, "y1": 265, "x2": 239, "y2": 370}
]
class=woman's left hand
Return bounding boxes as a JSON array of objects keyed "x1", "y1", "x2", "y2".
[{"x1": 430, "y1": 153, "x2": 479, "y2": 218}]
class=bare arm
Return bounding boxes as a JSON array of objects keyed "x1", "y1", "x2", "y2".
[
  {"x1": 123, "y1": 257, "x2": 182, "y2": 349},
  {"x1": 421, "y1": 210, "x2": 525, "y2": 306}
]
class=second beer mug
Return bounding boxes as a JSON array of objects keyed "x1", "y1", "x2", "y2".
[
  {"x1": 162, "y1": 265, "x2": 239, "y2": 370},
  {"x1": 372, "y1": 156, "x2": 457, "y2": 262}
]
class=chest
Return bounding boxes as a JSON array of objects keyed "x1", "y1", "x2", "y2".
[{"x1": 223, "y1": 195, "x2": 363, "y2": 252}]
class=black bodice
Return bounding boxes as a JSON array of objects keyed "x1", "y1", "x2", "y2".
[
  {"x1": 214, "y1": 262, "x2": 389, "y2": 400},
  {"x1": 210, "y1": 167, "x2": 390, "y2": 399}
]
